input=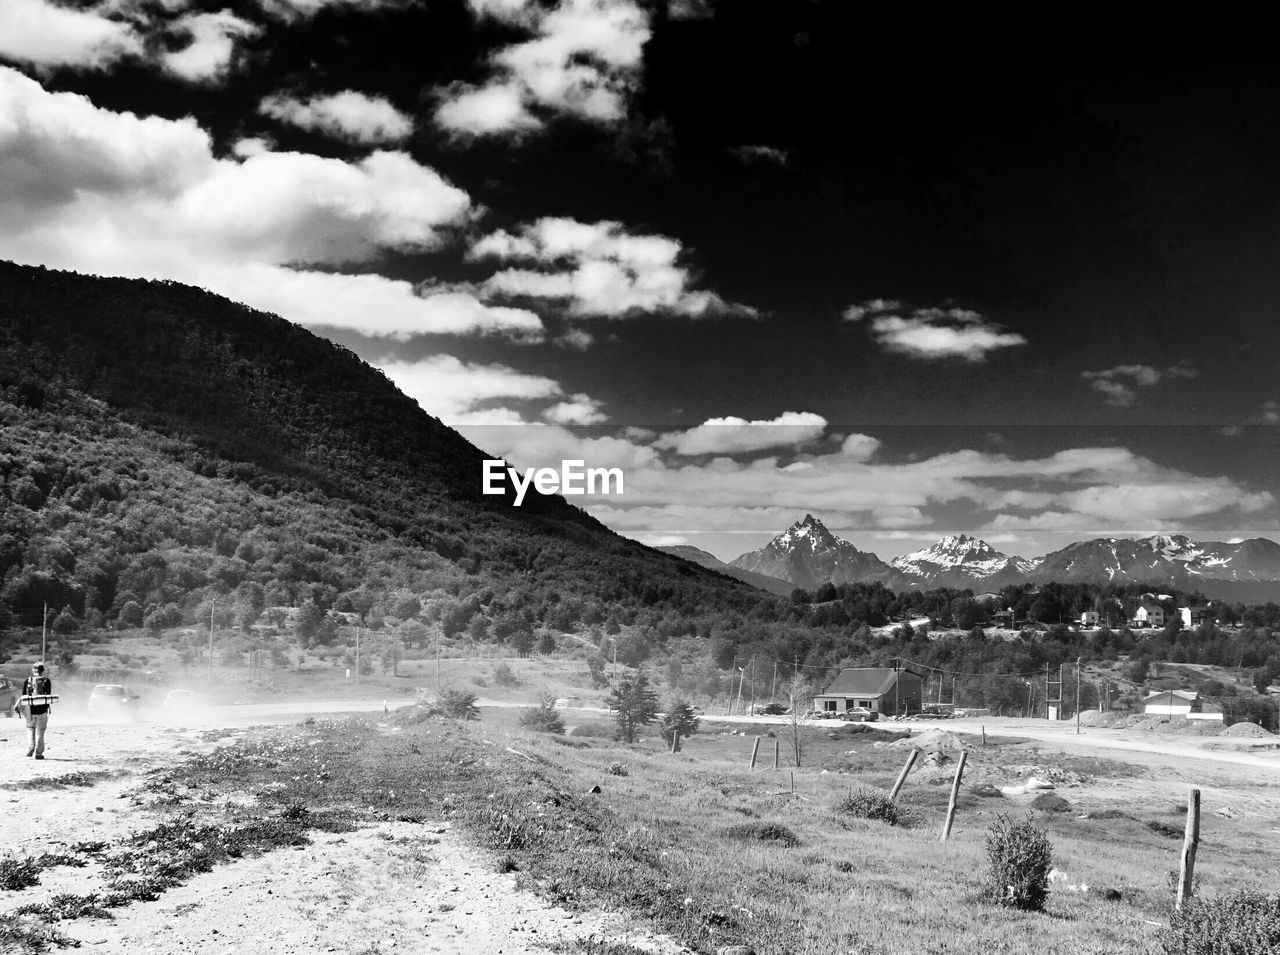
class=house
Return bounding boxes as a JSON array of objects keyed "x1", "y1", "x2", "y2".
[
  {"x1": 991, "y1": 609, "x2": 1016, "y2": 628},
  {"x1": 1143, "y1": 690, "x2": 1200, "y2": 716},
  {"x1": 814, "y1": 667, "x2": 923, "y2": 717},
  {"x1": 972, "y1": 592, "x2": 1001, "y2": 605},
  {"x1": 1079, "y1": 611, "x2": 1099, "y2": 628},
  {"x1": 1133, "y1": 602, "x2": 1166, "y2": 628},
  {"x1": 1179, "y1": 605, "x2": 1212, "y2": 629}
]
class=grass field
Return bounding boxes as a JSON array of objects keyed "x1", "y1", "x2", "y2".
[{"x1": 31, "y1": 706, "x2": 1266, "y2": 954}]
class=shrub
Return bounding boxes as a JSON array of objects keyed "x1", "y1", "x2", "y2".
[
  {"x1": 519, "y1": 695, "x2": 566, "y2": 735},
  {"x1": 835, "y1": 787, "x2": 900, "y2": 826},
  {"x1": 607, "y1": 762, "x2": 628, "y2": 777},
  {"x1": 0, "y1": 856, "x2": 40, "y2": 891},
  {"x1": 492, "y1": 662, "x2": 519, "y2": 688},
  {"x1": 437, "y1": 689, "x2": 480, "y2": 721},
  {"x1": 983, "y1": 814, "x2": 1052, "y2": 911},
  {"x1": 721, "y1": 822, "x2": 800, "y2": 847},
  {"x1": 1031, "y1": 793, "x2": 1072, "y2": 813},
  {"x1": 1161, "y1": 890, "x2": 1280, "y2": 955}
]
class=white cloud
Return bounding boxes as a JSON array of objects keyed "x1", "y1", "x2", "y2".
[
  {"x1": 728, "y1": 144, "x2": 787, "y2": 165},
  {"x1": 845, "y1": 305, "x2": 1026, "y2": 361},
  {"x1": 1082, "y1": 362, "x2": 1199, "y2": 406},
  {"x1": 0, "y1": 68, "x2": 542, "y2": 341},
  {"x1": 472, "y1": 217, "x2": 755, "y2": 318},
  {"x1": 655, "y1": 412, "x2": 828, "y2": 456},
  {"x1": 378, "y1": 355, "x2": 563, "y2": 423},
  {"x1": 1261, "y1": 401, "x2": 1280, "y2": 425},
  {"x1": 542, "y1": 394, "x2": 607, "y2": 425},
  {"x1": 260, "y1": 90, "x2": 414, "y2": 145},
  {"x1": 0, "y1": 0, "x2": 142, "y2": 71},
  {"x1": 162, "y1": 9, "x2": 259, "y2": 82},
  {"x1": 436, "y1": 0, "x2": 650, "y2": 137},
  {"x1": 667, "y1": 0, "x2": 713, "y2": 20},
  {"x1": 257, "y1": 0, "x2": 408, "y2": 19},
  {"x1": 435, "y1": 82, "x2": 542, "y2": 137}
]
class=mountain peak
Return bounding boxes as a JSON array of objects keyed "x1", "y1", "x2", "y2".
[{"x1": 729, "y1": 515, "x2": 902, "y2": 589}]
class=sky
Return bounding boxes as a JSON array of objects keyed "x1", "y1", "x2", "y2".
[{"x1": 2, "y1": 1, "x2": 1279, "y2": 564}]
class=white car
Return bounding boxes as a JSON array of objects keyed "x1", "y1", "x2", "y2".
[{"x1": 87, "y1": 684, "x2": 139, "y2": 718}]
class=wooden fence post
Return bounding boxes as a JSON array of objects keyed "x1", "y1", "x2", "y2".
[
  {"x1": 1176, "y1": 787, "x2": 1201, "y2": 910},
  {"x1": 888, "y1": 748, "x2": 919, "y2": 803},
  {"x1": 940, "y1": 750, "x2": 968, "y2": 843},
  {"x1": 773, "y1": 738, "x2": 779, "y2": 770},
  {"x1": 749, "y1": 736, "x2": 761, "y2": 771}
]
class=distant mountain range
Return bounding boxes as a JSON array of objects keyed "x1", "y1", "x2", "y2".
[
  {"x1": 721, "y1": 515, "x2": 1280, "y2": 601},
  {"x1": 654, "y1": 545, "x2": 797, "y2": 597}
]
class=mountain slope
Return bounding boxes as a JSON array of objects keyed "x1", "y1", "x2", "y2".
[
  {"x1": 656, "y1": 545, "x2": 796, "y2": 597},
  {"x1": 729, "y1": 514, "x2": 906, "y2": 590},
  {"x1": 0, "y1": 261, "x2": 769, "y2": 632}
]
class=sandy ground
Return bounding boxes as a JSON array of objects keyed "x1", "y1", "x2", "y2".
[{"x1": 0, "y1": 711, "x2": 689, "y2": 955}]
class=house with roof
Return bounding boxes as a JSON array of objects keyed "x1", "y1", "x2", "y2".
[
  {"x1": 1143, "y1": 689, "x2": 1200, "y2": 716},
  {"x1": 814, "y1": 667, "x2": 923, "y2": 717},
  {"x1": 1133, "y1": 602, "x2": 1166, "y2": 628},
  {"x1": 1179, "y1": 605, "x2": 1212, "y2": 629}
]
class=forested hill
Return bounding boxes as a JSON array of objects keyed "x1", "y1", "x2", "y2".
[{"x1": 0, "y1": 261, "x2": 768, "y2": 634}]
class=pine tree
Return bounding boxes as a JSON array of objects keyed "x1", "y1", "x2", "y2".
[{"x1": 607, "y1": 671, "x2": 659, "y2": 743}]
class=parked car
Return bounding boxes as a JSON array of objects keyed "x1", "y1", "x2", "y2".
[
  {"x1": 87, "y1": 684, "x2": 139, "y2": 718},
  {"x1": 0, "y1": 677, "x2": 15, "y2": 717},
  {"x1": 840, "y1": 707, "x2": 880, "y2": 722}
]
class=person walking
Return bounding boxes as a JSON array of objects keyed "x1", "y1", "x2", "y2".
[{"x1": 19, "y1": 663, "x2": 53, "y2": 759}]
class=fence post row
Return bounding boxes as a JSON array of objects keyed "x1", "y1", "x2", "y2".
[
  {"x1": 940, "y1": 750, "x2": 968, "y2": 843},
  {"x1": 1176, "y1": 786, "x2": 1201, "y2": 910}
]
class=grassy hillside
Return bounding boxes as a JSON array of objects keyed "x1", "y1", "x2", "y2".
[{"x1": 0, "y1": 261, "x2": 772, "y2": 645}]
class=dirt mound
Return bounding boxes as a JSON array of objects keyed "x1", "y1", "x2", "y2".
[
  {"x1": 1077, "y1": 710, "x2": 1125, "y2": 727},
  {"x1": 890, "y1": 729, "x2": 965, "y2": 752},
  {"x1": 1153, "y1": 719, "x2": 1224, "y2": 737},
  {"x1": 1222, "y1": 721, "x2": 1275, "y2": 737}
]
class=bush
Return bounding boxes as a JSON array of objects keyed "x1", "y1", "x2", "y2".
[
  {"x1": 519, "y1": 695, "x2": 565, "y2": 735},
  {"x1": 436, "y1": 689, "x2": 480, "y2": 721},
  {"x1": 1161, "y1": 890, "x2": 1280, "y2": 955},
  {"x1": 721, "y1": 822, "x2": 800, "y2": 847},
  {"x1": 1031, "y1": 793, "x2": 1072, "y2": 813},
  {"x1": 984, "y1": 814, "x2": 1052, "y2": 911},
  {"x1": 607, "y1": 761, "x2": 628, "y2": 777},
  {"x1": 835, "y1": 787, "x2": 901, "y2": 826},
  {"x1": 492, "y1": 662, "x2": 519, "y2": 688}
]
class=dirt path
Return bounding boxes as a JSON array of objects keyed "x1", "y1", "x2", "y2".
[{"x1": 0, "y1": 716, "x2": 688, "y2": 955}]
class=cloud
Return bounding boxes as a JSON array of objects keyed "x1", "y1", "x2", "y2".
[
  {"x1": 472, "y1": 217, "x2": 755, "y2": 318},
  {"x1": 844, "y1": 303, "x2": 1027, "y2": 361},
  {"x1": 655, "y1": 412, "x2": 828, "y2": 456},
  {"x1": 841, "y1": 298, "x2": 902, "y2": 322},
  {"x1": 435, "y1": 0, "x2": 650, "y2": 137},
  {"x1": 1081, "y1": 362, "x2": 1198, "y2": 406},
  {"x1": 257, "y1": 0, "x2": 410, "y2": 19},
  {"x1": 434, "y1": 82, "x2": 541, "y2": 137},
  {"x1": 0, "y1": 0, "x2": 143, "y2": 71},
  {"x1": 1262, "y1": 401, "x2": 1280, "y2": 425},
  {"x1": 542, "y1": 394, "x2": 607, "y2": 425},
  {"x1": 378, "y1": 355, "x2": 564, "y2": 423},
  {"x1": 667, "y1": 0, "x2": 714, "y2": 20},
  {"x1": 0, "y1": 67, "x2": 542, "y2": 341},
  {"x1": 729, "y1": 144, "x2": 787, "y2": 165},
  {"x1": 260, "y1": 90, "x2": 415, "y2": 145},
  {"x1": 162, "y1": 10, "x2": 259, "y2": 82}
]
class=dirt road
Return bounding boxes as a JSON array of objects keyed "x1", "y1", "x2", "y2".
[{"x1": 0, "y1": 711, "x2": 688, "y2": 955}]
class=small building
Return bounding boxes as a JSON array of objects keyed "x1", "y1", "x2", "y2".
[
  {"x1": 991, "y1": 609, "x2": 1015, "y2": 628},
  {"x1": 1133, "y1": 602, "x2": 1166, "y2": 628},
  {"x1": 1079, "y1": 611, "x2": 1099, "y2": 628},
  {"x1": 814, "y1": 667, "x2": 923, "y2": 717},
  {"x1": 1179, "y1": 605, "x2": 1212, "y2": 629},
  {"x1": 1143, "y1": 689, "x2": 1200, "y2": 716},
  {"x1": 972, "y1": 592, "x2": 1001, "y2": 605}
]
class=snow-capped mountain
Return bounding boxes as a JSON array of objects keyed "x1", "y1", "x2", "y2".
[
  {"x1": 890, "y1": 534, "x2": 1039, "y2": 587},
  {"x1": 1029, "y1": 535, "x2": 1280, "y2": 588},
  {"x1": 729, "y1": 514, "x2": 905, "y2": 590}
]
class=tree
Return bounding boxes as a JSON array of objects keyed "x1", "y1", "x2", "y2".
[
  {"x1": 585, "y1": 652, "x2": 608, "y2": 688},
  {"x1": 607, "y1": 671, "x2": 659, "y2": 743},
  {"x1": 536, "y1": 631, "x2": 557, "y2": 655},
  {"x1": 51, "y1": 606, "x2": 79, "y2": 635},
  {"x1": 659, "y1": 699, "x2": 700, "y2": 752},
  {"x1": 510, "y1": 629, "x2": 535, "y2": 658},
  {"x1": 783, "y1": 674, "x2": 817, "y2": 768},
  {"x1": 296, "y1": 599, "x2": 323, "y2": 641},
  {"x1": 519, "y1": 693, "x2": 565, "y2": 735}
]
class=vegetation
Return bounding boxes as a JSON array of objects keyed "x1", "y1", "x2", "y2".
[
  {"x1": 606, "y1": 671, "x2": 659, "y2": 743},
  {"x1": 1161, "y1": 890, "x2": 1280, "y2": 955},
  {"x1": 835, "y1": 786, "x2": 901, "y2": 826},
  {"x1": 984, "y1": 814, "x2": 1053, "y2": 911},
  {"x1": 658, "y1": 699, "x2": 700, "y2": 751},
  {"x1": 519, "y1": 694, "x2": 566, "y2": 735}
]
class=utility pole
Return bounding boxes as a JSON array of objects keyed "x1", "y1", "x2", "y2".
[
  {"x1": 727, "y1": 658, "x2": 737, "y2": 715},
  {"x1": 771, "y1": 660, "x2": 778, "y2": 701},
  {"x1": 748, "y1": 656, "x2": 757, "y2": 716},
  {"x1": 355, "y1": 625, "x2": 361, "y2": 689},
  {"x1": 734, "y1": 665, "x2": 746, "y2": 716},
  {"x1": 1025, "y1": 679, "x2": 1033, "y2": 719},
  {"x1": 208, "y1": 599, "x2": 215, "y2": 685},
  {"x1": 893, "y1": 657, "x2": 899, "y2": 717},
  {"x1": 1076, "y1": 658, "x2": 1082, "y2": 735},
  {"x1": 436, "y1": 622, "x2": 442, "y2": 691},
  {"x1": 41, "y1": 602, "x2": 48, "y2": 664}
]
